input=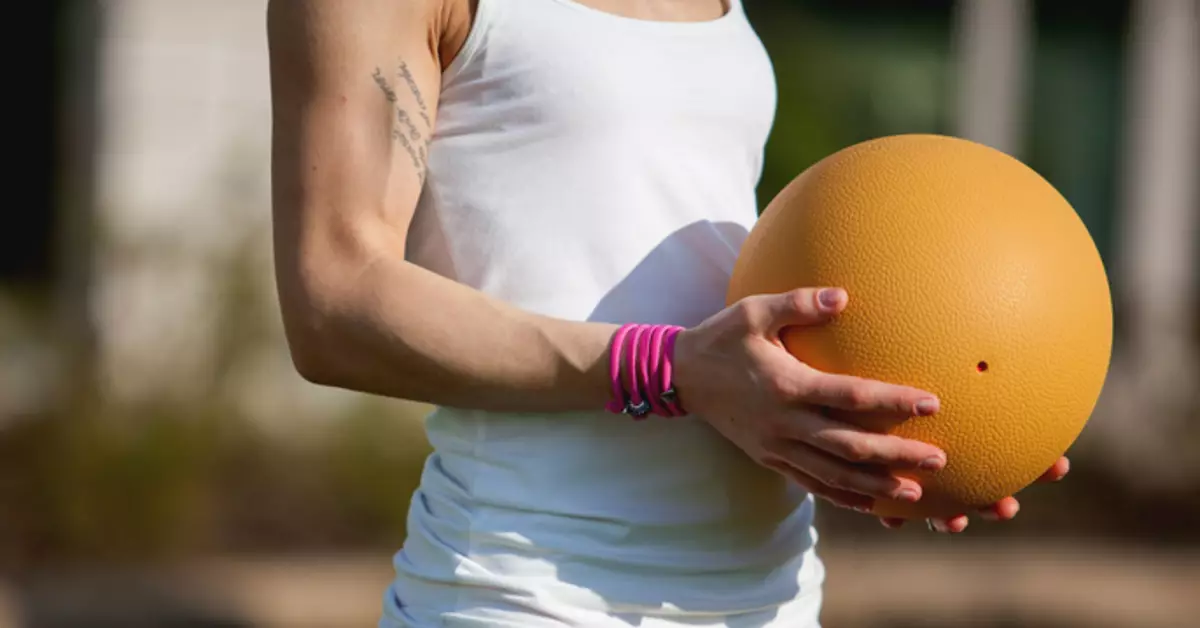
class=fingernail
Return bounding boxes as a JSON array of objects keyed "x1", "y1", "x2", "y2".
[
  {"x1": 915, "y1": 398, "x2": 939, "y2": 416},
  {"x1": 926, "y1": 519, "x2": 938, "y2": 532},
  {"x1": 920, "y1": 455, "x2": 946, "y2": 471},
  {"x1": 852, "y1": 505, "x2": 873, "y2": 514},
  {"x1": 897, "y1": 489, "x2": 920, "y2": 503},
  {"x1": 979, "y1": 509, "x2": 1000, "y2": 521},
  {"x1": 817, "y1": 288, "x2": 846, "y2": 310}
]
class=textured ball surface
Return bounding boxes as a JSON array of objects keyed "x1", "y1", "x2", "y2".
[{"x1": 728, "y1": 134, "x2": 1113, "y2": 519}]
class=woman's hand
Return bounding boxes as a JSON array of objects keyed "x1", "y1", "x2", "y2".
[
  {"x1": 880, "y1": 456, "x2": 1072, "y2": 532},
  {"x1": 673, "y1": 287, "x2": 948, "y2": 513}
]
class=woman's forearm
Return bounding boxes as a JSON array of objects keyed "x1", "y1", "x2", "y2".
[{"x1": 282, "y1": 241, "x2": 618, "y2": 413}]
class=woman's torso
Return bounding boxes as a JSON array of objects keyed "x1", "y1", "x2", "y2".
[{"x1": 390, "y1": 0, "x2": 824, "y2": 624}]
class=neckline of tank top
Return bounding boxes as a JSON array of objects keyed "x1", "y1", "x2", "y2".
[{"x1": 539, "y1": 0, "x2": 743, "y2": 33}]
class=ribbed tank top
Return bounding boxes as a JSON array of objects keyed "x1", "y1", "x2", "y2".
[{"x1": 389, "y1": 0, "x2": 824, "y2": 624}]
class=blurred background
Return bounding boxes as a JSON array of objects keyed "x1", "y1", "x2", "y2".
[{"x1": 3, "y1": 0, "x2": 1198, "y2": 626}]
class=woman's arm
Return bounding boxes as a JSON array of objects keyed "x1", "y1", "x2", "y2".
[{"x1": 267, "y1": 0, "x2": 618, "y2": 412}]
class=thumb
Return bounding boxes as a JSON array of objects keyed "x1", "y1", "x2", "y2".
[{"x1": 756, "y1": 287, "x2": 847, "y2": 335}]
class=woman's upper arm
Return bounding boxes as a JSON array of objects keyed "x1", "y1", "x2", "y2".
[{"x1": 267, "y1": 0, "x2": 446, "y2": 273}]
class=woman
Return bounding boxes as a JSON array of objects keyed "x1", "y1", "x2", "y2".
[{"x1": 265, "y1": 0, "x2": 1069, "y2": 625}]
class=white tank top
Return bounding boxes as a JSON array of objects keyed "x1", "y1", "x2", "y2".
[{"x1": 390, "y1": 0, "x2": 824, "y2": 624}]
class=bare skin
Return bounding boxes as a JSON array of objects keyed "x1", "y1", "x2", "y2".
[{"x1": 266, "y1": 0, "x2": 1067, "y2": 534}]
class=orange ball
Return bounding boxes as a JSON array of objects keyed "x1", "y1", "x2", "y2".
[{"x1": 728, "y1": 134, "x2": 1113, "y2": 519}]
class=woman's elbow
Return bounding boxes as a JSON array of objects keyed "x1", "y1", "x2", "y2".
[
  {"x1": 280, "y1": 303, "x2": 340, "y2": 385},
  {"x1": 273, "y1": 219, "x2": 400, "y2": 387},
  {"x1": 288, "y1": 337, "x2": 336, "y2": 386},
  {"x1": 276, "y1": 262, "x2": 354, "y2": 386}
]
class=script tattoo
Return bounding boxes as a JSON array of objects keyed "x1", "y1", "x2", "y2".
[
  {"x1": 372, "y1": 61, "x2": 432, "y2": 184},
  {"x1": 397, "y1": 62, "x2": 432, "y2": 129}
]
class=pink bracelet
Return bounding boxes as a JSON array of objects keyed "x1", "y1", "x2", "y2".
[
  {"x1": 605, "y1": 324, "x2": 634, "y2": 414},
  {"x1": 660, "y1": 327, "x2": 685, "y2": 416},
  {"x1": 625, "y1": 325, "x2": 651, "y2": 419},
  {"x1": 605, "y1": 323, "x2": 687, "y2": 419},
  {"x1": 644, "y1": 325, "x2": 669, "y2": 416}
]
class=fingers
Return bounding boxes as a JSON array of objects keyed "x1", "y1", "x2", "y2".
[
  {"x1": 790, "y1": 409, "x2": 947, "y2": 471},
  {"x1": 933, "y1": 496, "x2": 1020, "y2": 532},
  {"x1": 900, "y1": 458, "x2": 1066, "y2": 533},
  {"x1": 976, "y1": 496, "x2": 1020, "y2": 522},
  {"x1": 745, "y1": 287, "x2": 848, "y2": 336},
  {"x1": 967, "y1": 457, "x2": 1066, "y2": 526},
  {"x1": 928, "y1": 515, "x2": 969, "y2": 534},
  {"x1": 742, "y1": 288, "x2": 941, "y2": 417},
  {"x1": 793, "y1": 366, "x2": 941, "y2": 417},
  {"x1": 763, "y1": 460, "x2": 874, "y2": 513},
  {"x1": 778, "y1": 440, "x2": 925, "y2": 502},
  {"x1": 1037, "y1": 456, "x2": 1070, "y2": 483}
]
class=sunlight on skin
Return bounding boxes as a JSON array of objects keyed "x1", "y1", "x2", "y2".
[{"x1": 879, "y1": 456, "x2": 1071, "y2": 533}]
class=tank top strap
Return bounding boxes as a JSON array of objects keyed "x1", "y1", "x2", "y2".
[{"x1": 445, "y1": 0, "x2": 751, "y2": 87}]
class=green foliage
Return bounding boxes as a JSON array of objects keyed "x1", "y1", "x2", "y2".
[
  {"x1": 1, "y1": 405, "x2": 221, "y2": 569},
  {"x1": 0, "y1": 398, "x2": 431, "y2": 572},
  {"x1": 324, "y1": 400, "x2": 431, "y2": 547}
]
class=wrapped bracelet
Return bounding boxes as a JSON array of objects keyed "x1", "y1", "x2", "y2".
[{"x1": 606, "y1": 323, "x2": 687, "y2": 419}]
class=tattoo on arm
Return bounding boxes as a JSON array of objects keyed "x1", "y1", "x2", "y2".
[
  {"x1": 371, "y1": 68, "x2": 398, "y2": 103},
  {"x1": 397, "y1": 62, "x2": 433, "y2": 129},
  {"x1": 372, "y1": 61, "x2": 433, "y2": 184}
]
